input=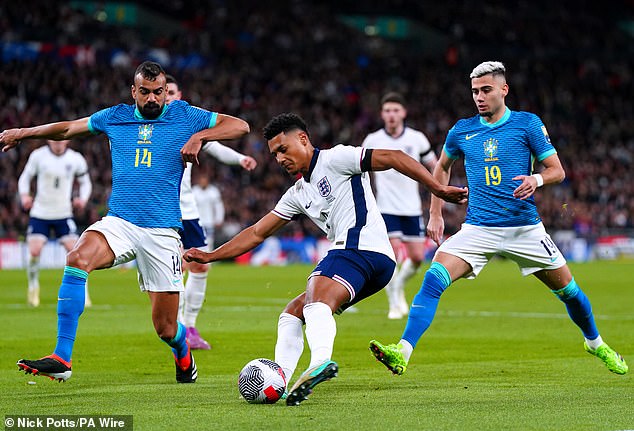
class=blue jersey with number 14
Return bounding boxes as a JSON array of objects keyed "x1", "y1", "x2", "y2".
[
  {"x1": 443, "y1": 108, "x2": 556, "y2": 227},
  {"x1": 87, "y1": 99, "x2": 217, "y2": 229}
]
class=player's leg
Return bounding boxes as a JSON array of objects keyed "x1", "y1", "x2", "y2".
[
  {"x1": 287, "y1": 250, "x2": 394, "y2": 406},
  {"x1": 371, "y1": 225, "x2": 494, "y2": 374},
  {"x1": 390, "y1": 216, "x2": 427, "y2": 316},
  {"x1": 17, "y1": 230, "x2": 115, "y2": 381},
  {"x1": 149, "y1": 291, "x2": 196, "y2": 382},
  {"x1": 60, "y1": 234, "x2": 91, "y2": 308},
  {"x1": 179, "y1": 219, "x2": 212, "y2": 349},
  {"x1": 371, "y1": 252, "x2": 471, "y2": 374},
  {"x1": 26, "y1": 233, "x2": 46, "y2": 307},
  {"x1": 534, "y1": 266, "x2": 628, "y2": 374},
  {"x1": 136, "y1": 226, "x2": 196, "y2": 383},
  {"x1": 274, "y1": 293, "x2": 306, "y2": 384}
]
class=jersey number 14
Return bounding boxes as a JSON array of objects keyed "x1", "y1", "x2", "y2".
[{"x1": 135, "y1": 148, "x2": 152, "y2": 167}]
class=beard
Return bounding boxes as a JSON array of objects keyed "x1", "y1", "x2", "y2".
[
  {"x1": 139, "y1": 102, "x2": 162, "y2": 119},
  {"x1": 479, "y1": 111, "x2": 493, "y2": 118}
]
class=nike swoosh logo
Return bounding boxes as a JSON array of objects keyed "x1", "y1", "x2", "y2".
[
  {"x1": 465, "y1": 133, "x2": 480, "y2": 140},
  {"x1": 305, "y1": 201, "x2": 312, "y2": 209}
]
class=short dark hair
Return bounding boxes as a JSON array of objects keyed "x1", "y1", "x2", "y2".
[
  {"x1": 263, "y1": 113, "x2": 309, "y2": 140},
  {"x1": 135, "y1": 61, "x2": 165, "y2": 81},
  {"x1": 381, "y1": 92, "x2": 406, "y2": 108},
  {"x1": 165, "y1": 74, "x2": 178, "y2": 85}
]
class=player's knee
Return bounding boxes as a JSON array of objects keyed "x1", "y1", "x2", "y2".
[
  {"x1": 66, "y1": 249, "x2": 92, "y2": 271},
  {"x1": 188, "y1": 261, "x2": 209, "y2": 274},
  {"x1": 283, "y1": 298, "x2": 305, "y2": 321}
]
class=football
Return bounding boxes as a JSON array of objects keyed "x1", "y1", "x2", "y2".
[{"x1": 238, "y1": 358, "x2": 287, "y2": 404}]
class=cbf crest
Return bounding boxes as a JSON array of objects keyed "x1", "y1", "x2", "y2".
[
  {"x1": 483, "y1": 138, "x2": 499, "y2": 162},
  {"x1": 317, "y1": 176, "x2": 331, "y2": 197},
  {"x1": 137, "y1": 124, "x2": 153, "y2": 144}
]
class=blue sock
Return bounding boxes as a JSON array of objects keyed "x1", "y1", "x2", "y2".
[
  {"x1": 401, "y1": 262, "x2": 452, "y2": 348},
  {"x1": 552, "y1": 278, "x2": 599, "y2": 340},
  {"x1": 165, "y1": 322, "x2": 189, "y2": 361},
  {"x1": 54, "y1": 266, "x2": 88, "y2": 363}
]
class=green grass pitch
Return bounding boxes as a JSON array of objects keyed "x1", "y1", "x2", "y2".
[{"x1": 1, "y1": 260, "x2": 632, "y2": 430}]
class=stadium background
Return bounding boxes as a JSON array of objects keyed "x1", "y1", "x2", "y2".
[{"x1": 1, "y1": 0, "x2": 633, "y2": 266}]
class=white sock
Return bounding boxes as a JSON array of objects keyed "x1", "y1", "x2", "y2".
[
  {"x1": 274, "y1": 312, "x2": 304, "y2": 383},
  {"x1": 304, "y1": 302, "x2": 336, "y2": 369},
  {"x1": 394, "y1": 258, "x2": 419, "y2": 290},
  {"x1": 182, "y1": 272, "x2": 208, "y2": 328},
  {"x1": 385, "y1": 270, "x2": 399, "y2": 308},
  {"x1": 585, "y1": 335, "x2": 604, "y2": 350},
  {"x1": 398, "y1": 339, "x2": 414, "y2": 362},
  {"x1": 27, "y1": 255, "x2": 40, "y2": 291}
]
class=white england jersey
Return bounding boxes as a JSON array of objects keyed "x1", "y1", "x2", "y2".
[
  {"x1": 180, "y1": 141, "x2": 245, "y2": 220},
  {"x1": 272, "y1": 145, "x2": 395, "y2": 260},
  {"x1": 192, "y1": 184, "x2": 224, "y2": 228},
  {"x1": 362, "y1": 127, "x2": 436, "y2": 216},
  {"x1": 18, "y1": 146, "x2": 91, "y2": 219}
]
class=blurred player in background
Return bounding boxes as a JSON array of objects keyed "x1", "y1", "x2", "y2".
[
  {"x1": 184, "y1": 113, "x2": 468, "y2": 406},
  {"x1": 192, "y1": 175, "x2": 224, "y2": 250},
  {"x1": 18, "y1": 139, "x2": 92, "y2": 308},
  {"x1": 362, "y1": 92, "x2": 438, "y2": 319},
  {"x1": 370, "y1": 61, "x2": 628, "y2": 376},
  {"x1": 1, "y1": 61, "x2": 250, "y2": 384},
  {"x1": 165, "y1": 74, "x2": 257, "y2": 350}
]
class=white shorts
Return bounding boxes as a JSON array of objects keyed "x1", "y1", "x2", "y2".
[
  {"x1": 86, "y1": 216, "x2": 184, "y2": 292},
  {"x1": 437, "y1": 222, "x2": 566, "y2": 279}
]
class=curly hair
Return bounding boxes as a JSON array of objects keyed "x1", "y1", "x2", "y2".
[{"x1": 263, "y1": 113, "x2": 309, "y2": 140}]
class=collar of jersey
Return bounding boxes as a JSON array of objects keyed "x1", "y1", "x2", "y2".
[
  {"x1": 134, "y1": 104, "x2": 169, "y2": 121},
  {"x1": 479, "y1": 106, "x2": 511, "y2": 127},
  {"x1": 304, "y1": 147, "x2": 320, "y2": 182}
]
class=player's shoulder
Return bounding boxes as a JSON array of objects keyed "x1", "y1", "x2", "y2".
[
  {"x1": 451, "y1": 115, "x2": 480, "y2": 133},
  {"x1": 510, "y1": 110, "x2": 542, "y2": 123}
]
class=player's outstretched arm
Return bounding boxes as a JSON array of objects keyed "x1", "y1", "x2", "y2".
[
  {"x1": 202, "y1": 141, "x2": 258, "y2": 171},
  {"x1": 370, "y1": 149, "x2": 467, "y2": 204},
  {"x1": 512, "y1": 154, "x2": 565, "y2": 200},
  {"x1": 183, "y1": 212, "x2": 288, "y2": 264},
  {"x1": 1, "y1": 118, "x2": 92, "y2": 152},
  {"x1": 181, "y1": 114, "x2": 250, "y2": 165}
]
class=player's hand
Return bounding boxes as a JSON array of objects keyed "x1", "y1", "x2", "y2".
[
  {"x1": 0, "y1": 128, "x2": 24, "y2": 152},
  {"x1": 427, "y1": 214, "x2": 445, "y2": 246},
  {"x1": 183, "y1": 248, "x2": 213, "y2": 264},
  {"x1": 181, "y1": 137, "x2": 203, "y2": 165},
  {"x1": 512, "y1": 175, "x2": 538, "y2": 200},
  {"x1": 20, "y1": 195, "x2": 33, "y2": 211},
  {"x1": 240, "y1": 156, "x2": 257, "y2": 171},
  {"x1": 436, "y1": 185, "x2": 468, "y2": 204}
]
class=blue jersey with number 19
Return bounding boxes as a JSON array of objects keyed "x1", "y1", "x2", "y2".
[
  {"x1": 87, "y1": 99, "x2": 217, "y2": 229},
  {"x1": 443, "y1": 108, "x2": 556, "y2": 227}
]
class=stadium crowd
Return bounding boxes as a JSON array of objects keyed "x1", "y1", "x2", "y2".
[{"x1": 1, "y1": 0, "x2": 632, "y2": 243}]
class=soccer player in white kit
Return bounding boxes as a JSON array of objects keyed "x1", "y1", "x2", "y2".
[
  {"x1": 18, "y1": 140, "x2": 92, "y2": 307},
  {"x1": 184, "y1": 113, "x2": 468, "y2": 406},
  {"x1": 165, "y1": 74, "x2": 257, "y2": 350},
  {"x1": 370, "y1": 61, "x2": 628, "y2": 376},
  {"x1": 192, "y1": 176, "x2": 225, "y2": 248},
  {"x1": 362, "y1": 92, "x2": 438, "y2": 319}
]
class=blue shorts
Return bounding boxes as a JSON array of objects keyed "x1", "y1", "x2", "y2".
[
  {"x1": 310, "y1": 249, "x2": 396, "y2": 312},
  {"x1": 382, "y1": 214, "x2": 424, "y2": 240},
  {"x1": 180, "y1": 219, "x2": 208, "y2": 250},
  {"x1": 27, "y1": 217, "x2": 77, "y2": 240}
]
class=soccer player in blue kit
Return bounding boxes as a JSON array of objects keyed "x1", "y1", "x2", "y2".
[
  {"x1": 184, "y1": 113, "x2": 468, "y2": 406},
  {"x1": 0, "y1": 61, "x2": 250, "y2": 383},
  {"x1": 370, "y1": 61, "x2": 628, "y2": 376}
]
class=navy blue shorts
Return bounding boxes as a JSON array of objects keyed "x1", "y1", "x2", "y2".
[
  {"x1": 382, "y1": 214, "x2": 424, "y2": 239},
  {"x1": 310, "y1": 249, "x2": 396, "y2": 311},
  {"x1": 180, "y1": 219, "x2": 208, "y2": 250},
  {"x1": 27, "y1": 217, "x2": 77, "y2": 240}
]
